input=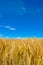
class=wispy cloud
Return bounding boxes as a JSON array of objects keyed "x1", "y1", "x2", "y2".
[
  {"x1": 4, "y1": 26, "x2": 16, "y2": 30},
  {"x1": 0, "y1": 0, "x2": 26, "y2": 16},
  {"x1": 0, "y1": 25, "x2": 16, "y2": 31},
  {"x1": 0, "y1": 0, "x2": 42, "y2": 16},
  {"x1": 15, "y1": 0, "x2": 26, "y2": 15}
]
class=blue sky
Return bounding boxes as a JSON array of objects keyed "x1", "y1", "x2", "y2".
[{"x1": 0, "y1": 0, "x2": 43, "y2": 38}]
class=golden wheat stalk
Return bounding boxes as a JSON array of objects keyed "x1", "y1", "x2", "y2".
[{"x1": 0, "y1": 38, "x2": 43, "y2": 65}]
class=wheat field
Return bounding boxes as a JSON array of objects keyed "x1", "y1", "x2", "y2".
[{"x1": 0, "y1": 38, "x2": 43, "y2": 65}]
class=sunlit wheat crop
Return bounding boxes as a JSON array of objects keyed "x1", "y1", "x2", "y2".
[{"x1": 0, "y1": 38, "x2": 43, "y2": 65}]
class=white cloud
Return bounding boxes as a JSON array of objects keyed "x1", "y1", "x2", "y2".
[
  {"x1": 6, "y1": 0, "x2": 25, "y2": 15},
  {"x1": 4, "y1": 26, "x2": 10, "y2": 29},
  {"x1": 0, "y1": 25, "x2": 16, "y2": 31},
  {"x1": 4, "y1": 26, "x2": 16, "y2": 30},
  {"x1": 9, "y1": 27, "x2": 16, "y2": 30}
]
